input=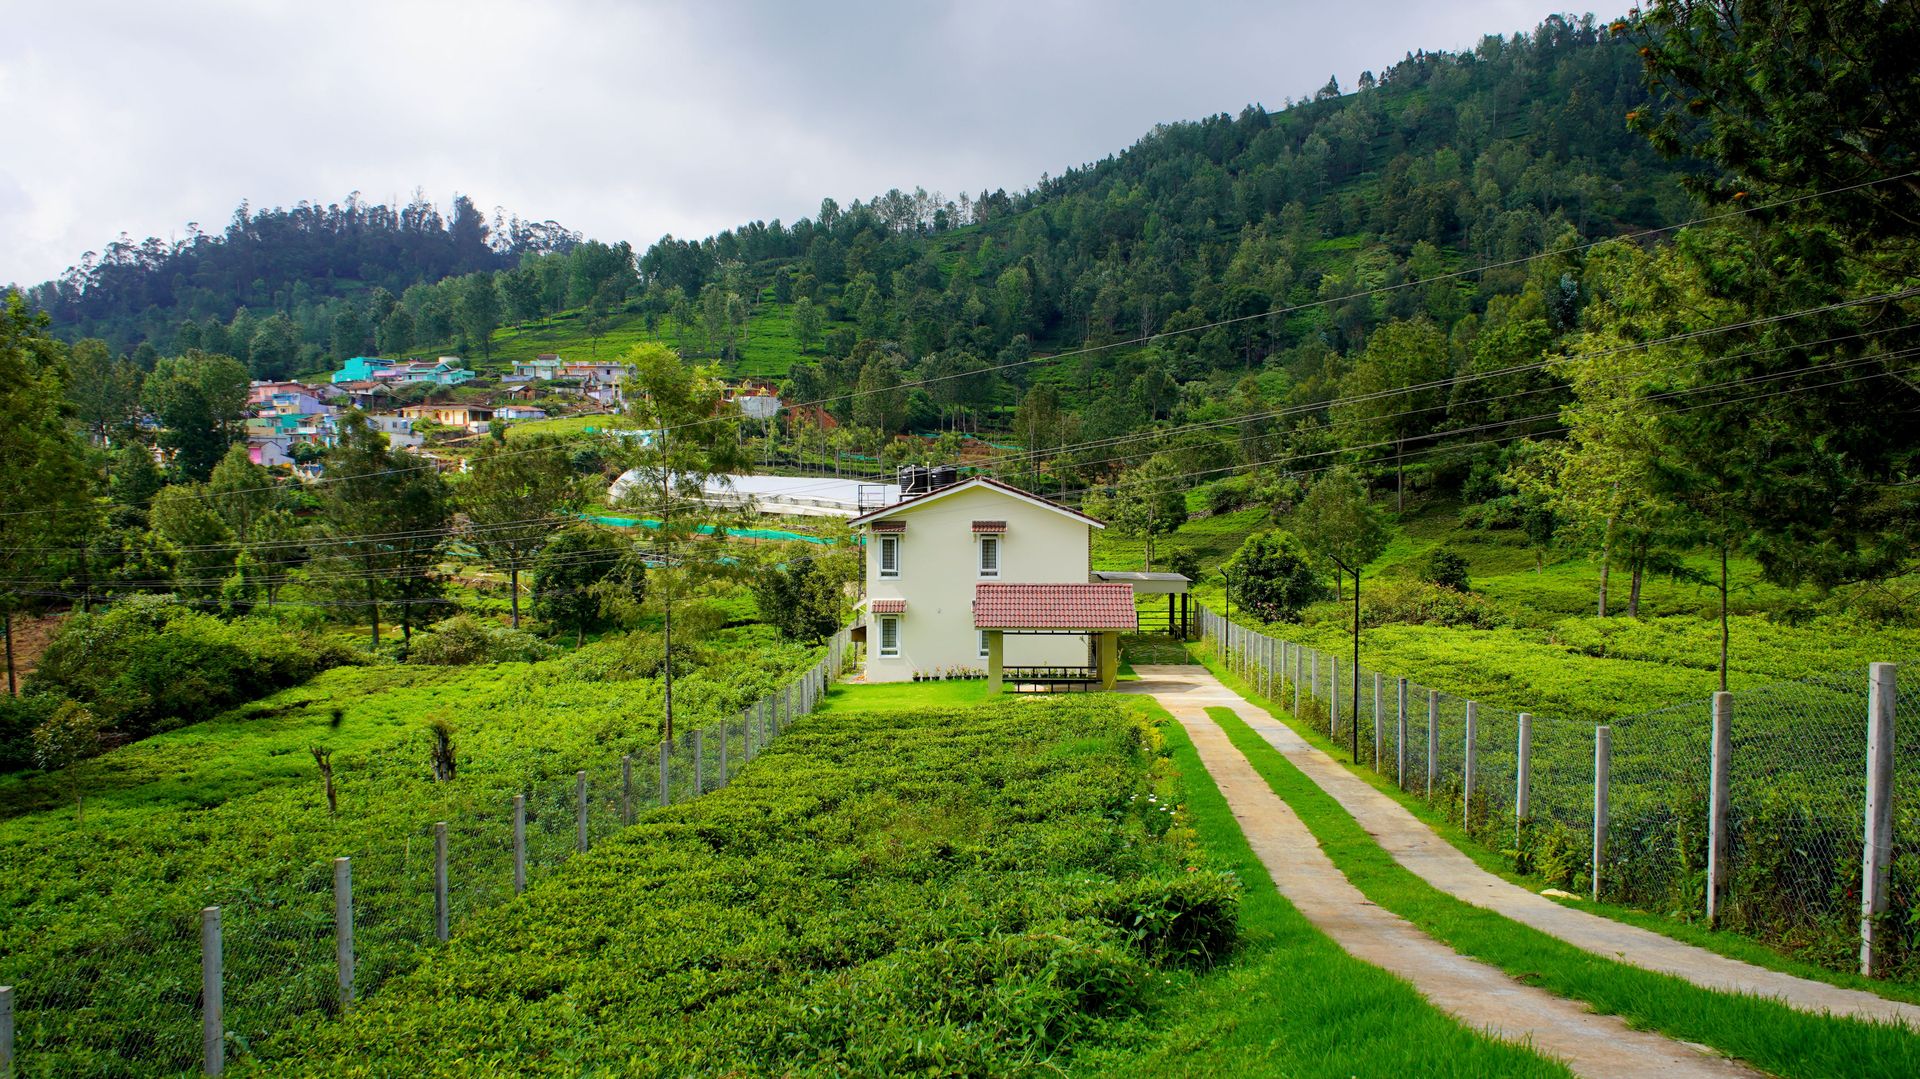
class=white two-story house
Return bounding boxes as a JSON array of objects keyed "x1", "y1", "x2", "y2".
[{"x1": 850, "y1": 477, "x2": 1138, "y2": 690}]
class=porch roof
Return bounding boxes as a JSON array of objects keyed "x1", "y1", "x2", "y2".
[{"x1": 973, "y1": 582, "x2": 1137, "y2": 631}]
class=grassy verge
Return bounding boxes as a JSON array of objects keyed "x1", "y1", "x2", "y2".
[
  {"x1": 1081, "y1": 700, "x2": 1570, "y2": 1077},
  {"x1": 1193, "y1": 645, "x2": 1920, "y2": 1006},
  {"x1": 1198, "y1": 698, "x2": 1920, "y2": 1077}
]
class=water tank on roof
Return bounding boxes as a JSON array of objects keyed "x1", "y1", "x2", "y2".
[{"x1": 898, "y1": 465, "x2": 961, "y2": 496}]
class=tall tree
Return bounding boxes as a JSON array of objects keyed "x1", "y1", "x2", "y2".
[
  {"x1": 208, "y1": 443, "x2": 299, "y2": 606},
  {"x1": 65, "y1": 339, "x2": 143, "y2": 444},
  {"x1": 142, "y1": 350, "x2": 249, "y2": 481},
  {"x1": 530, "y1": 526, "x2": 627, "y2": 645},
  {"x1": 1332, "y1": 316, "x2": 1451, "y2": 510},
  {"x1": 0, "y1": 296, "x2": 94, "y2": 694},
  {"x1": 454, "y1": 272, "x2": 502, "y2": 362},
  {"x1": 461, "y1": 436, "x2": 578, "y2": 627},
  {"x1": 610, "y1": 344, "x2": 749, "y2": 741},
  {"x1": 1629, "y1": 1, "x2": 1920, "y2": 589},
  {"x1": 792, "y1": 296, "x2": 822, "y2": 354},
  {"x1": 316, "y1": 414, "x2": 452, "y2": 650},
  {"x1": 1292, "y1": 467, "x2": 1390, "y2": 762},
  {"x1": 1084, "y1": 453, "x2": 1189, "y2": 571}
]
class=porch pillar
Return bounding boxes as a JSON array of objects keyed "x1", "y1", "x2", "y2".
[
  {"x1": 1098, "y1": 631, "x2": 1119, "y2": 689},
  {"x1": 987, "y1": 630, "x2": 1005, "y2": 693}
]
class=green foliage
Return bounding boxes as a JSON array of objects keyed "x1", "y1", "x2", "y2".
[
  {"x1": 748, "y1": 553, "x2": 849, "y2": 643},
  {"x1": 315, "y1": 413, "x2": 453, "y2": 649},
  {"x1": 1301, "y1": 578, "x2": 1509, "y2": 632},
  {"x1": 1085, "y1": 453, "x2": 1189, "y2": 571},
  {"x1": 529, "y1": 526, "x2": 627, "y2": 640},
  {"x1": 460, "y1": 435, "x2": 579, "y2": 628},
  {"x1": 1223, "y1": 530, "x2": 1327, "y2": 621},
  {"x1": 0, "y1": 692, "x2": 60, "y2": 772},
  {"x1": 406, "y1": 614, "x2": 554, "y2": 666},
  {"x1": 1423, "y1": 548, "x2": 1471, "y2": 592},
  {"x1": 24, "y1": 595, "x2": 357, "y2": 743},
  {"x1": 273, "y1": 697, "x2": 1237, "y2": 1074}
]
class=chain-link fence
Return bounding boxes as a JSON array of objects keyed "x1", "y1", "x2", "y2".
[
  {"x1": 1196, "y1": 604, "x2": 1911, "y2": 978},
  {"x1": 1, "y1": 627, "x2": 857, "y2": 1077}
]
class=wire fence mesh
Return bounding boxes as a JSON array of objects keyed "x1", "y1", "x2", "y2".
[
  {"x1": 1196, "y1": 604, "x2": 1912, "y2": 977},
  {"x1": 2, "y1": 627, "x2": 856, "y2": 1077}
]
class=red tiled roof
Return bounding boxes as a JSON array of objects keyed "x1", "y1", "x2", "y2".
[
  {"x1": 973, "y1": 583, "x2": 1137, "y2": 631},
  {"x1": 871, "y1": 598, "x2": 906, "y2": 613},
  {"x1": 971, "y1": 520, "x2": 1007, "y2": 533},
  {"x1": 871, "y1": 521, "x2": 907, "y2": 533}
]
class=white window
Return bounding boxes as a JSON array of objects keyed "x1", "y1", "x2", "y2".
[
  {"x1": 978, "y1": 535, "x2": 1000, "y2": 578},
  {"x1": 878, "y1": 616, "x2": 901, "y2": 657},
  {"x1": 978, "y1": 629, "x2": 990, "y2": 658},
  {"x1": 879, "y1": 534, "x2": 900, "y2": 579}
]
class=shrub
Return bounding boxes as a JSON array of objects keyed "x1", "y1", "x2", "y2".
[
  {"x1": 1164, "y1": 546, "x2": 1201, "y2": 583},
  {"x1": 0, "y1": 692, "x2": 61, "y2": 772},
  {"x1": 1305, "y1": 578, "x2": 1509, "y2": 630},
  {"x1": 407, "y1": 615, "x2": 554, "y2": 666},
  {"x1": 1203, "y1": 475, "x2": 1254, "y2": 515},
  {"x1": 1424, "y1": 548, "x2": 1472, "y2": 592},
  {"x1": 26, "y1": 596, "x2": 357, "y2": 743},
  {"x1": 1224, "y1": 530, "x2": 1328, "y2": 621}
]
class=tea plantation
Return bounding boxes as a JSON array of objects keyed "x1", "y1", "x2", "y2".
[{"x1": 0, "y1": 624, "x2": 820, "y2": 1075}]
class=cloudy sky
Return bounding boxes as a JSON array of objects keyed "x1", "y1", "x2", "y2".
[{"x1": 2, "y1": 0, "x2": 1560, "y2": 286}]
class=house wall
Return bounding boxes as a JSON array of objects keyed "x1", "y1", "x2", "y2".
[{"x1": 863, "y1": 484, "x2": 1092, "y2": 682}]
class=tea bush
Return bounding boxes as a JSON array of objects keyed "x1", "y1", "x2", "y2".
[
  {"x1": 272, "y1": 697, "x2": 1237, "y2": 1075},
  {"x1": 0, "y1": 623, "x2": 822, "y2": 1076}
]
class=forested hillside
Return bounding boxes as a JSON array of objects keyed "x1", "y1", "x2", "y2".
[{"x1": 15, "y1": 193, "x2": 580, "y2": 372}]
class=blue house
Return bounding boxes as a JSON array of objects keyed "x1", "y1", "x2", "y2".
[{"x1": 333, "y1": 356, "x2": 395, "y2": 383}]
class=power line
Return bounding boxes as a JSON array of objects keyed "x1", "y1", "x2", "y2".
[{"x1": 9, "y1": 170, "x2": 1909, "y2": 524}]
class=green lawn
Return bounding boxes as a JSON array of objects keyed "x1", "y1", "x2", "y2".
[{"x1": 816, "y1": 679, "x2": 997, "y2": 712}]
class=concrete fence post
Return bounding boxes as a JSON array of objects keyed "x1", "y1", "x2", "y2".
[
  {"x1": 333, "y1": 857, "x2": 354, "y2": 1008},
  {"x1": 1426, "y1": 691, "x2": 1439, "y2": 799},
  {"x1": 1373, "y1": 673, "x2": 1384, "y2": 769},
  {"x1": 1396, "y1": 678, "x2": 1409, "y2": 787},
  {"x1": 576, "y1": 771, "x2": 589, "y2": 853},
  {"x1": 1593, "y1": 726, "x2": 1612, "y2": 903},
  {"x1": 1331, "y1": 657, "x2": 1341, "y2": 739},
  {"x1": 1708, "y1": 692, "x2": 1732, "y2": 928},
  {"x1": 659, "y1": 741, "x2": 671, "y2": 808},
  {"x1": 1294, "y1": 645, "x2": 1303, "y2": 717},
  {"x1": 621, "y1": 756, "x2": 633, "y2": 825},
  {"x1": 433, "y1": 822, "x2": 449, "y2": 942},
  {"x1": 1463, "y1": 701, "x2": 1479, "y2": 822},
  {"x1": 202, "y1": 906, "x2": 223, "y2": 1076},
  {"x1": 694, "y1": 729, "x2": 705, "y2": 796},
  {"x1": 513, "y1": 795, "x2": 526, "y2": 894},
  {"x1": 1, "y1": 984, "x2": 12, "y2": 1079},
  {"x1": 1863, "y1": 663, "x2": 1897, "y2": 976},
  {"x1": 1516, "y1": 714, "x2": 1533, "y2": 848}
]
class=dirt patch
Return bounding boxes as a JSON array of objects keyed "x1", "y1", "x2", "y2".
[{"x1": 3, "y1": 611, "x2": 65, "y2": 689}]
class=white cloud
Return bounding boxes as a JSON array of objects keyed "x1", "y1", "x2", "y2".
[{"x1": 1, "y1": 0, "x2": 1556, "y2": 285}]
